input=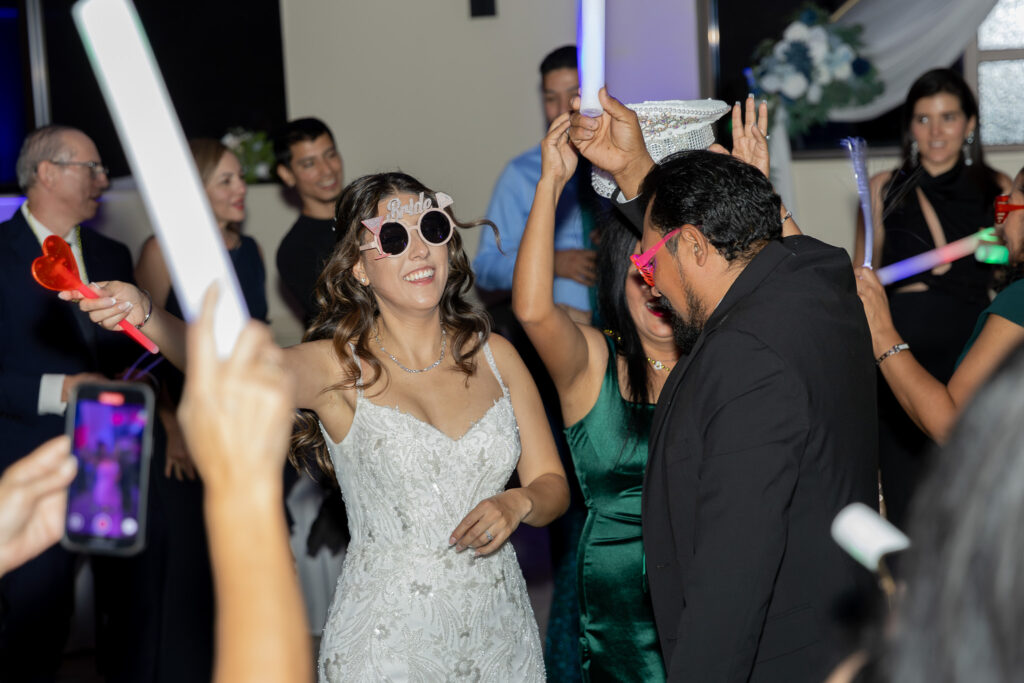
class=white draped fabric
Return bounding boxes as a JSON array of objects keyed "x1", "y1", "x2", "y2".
[{"x1": 829, "y1": 0, "x2": 999, "y2": 121}]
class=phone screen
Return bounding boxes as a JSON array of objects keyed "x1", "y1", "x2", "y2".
[{"x1": 64, "y1": 382, "x2": 153, "y2": 555}]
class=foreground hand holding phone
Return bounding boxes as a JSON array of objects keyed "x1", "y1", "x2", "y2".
[
  {"x1": 177, "y1": 286, "x2": 311, "y2": 683},
  {"x1": 0, "y1": 437, "x2": 77, "y2": 577}
]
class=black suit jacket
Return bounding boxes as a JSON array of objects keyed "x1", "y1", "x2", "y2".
[
  {"x1": 0, "y1": 209, "x2": 137, "y2": 468},
  {"x1": 642, "y1": 235, "x2": 879, "y2": 682}
]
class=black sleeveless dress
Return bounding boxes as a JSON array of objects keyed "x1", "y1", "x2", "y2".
[{"x1": 877, "y1": 161, "x2": 998, "y2": 532}]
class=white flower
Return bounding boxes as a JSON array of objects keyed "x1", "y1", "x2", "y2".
[
  {"x1": 254, "y1": 162, "x2": 270, "y2": 179},
  {"x1": 761, "y1": 72, "x2": 782, "y2": 93},
  {"x1": 832, "y1": 61, "x2": 852, "y2": 81},
  {"x1": 781, "y1": 71, "x2": 809, "y2": 99},
  {"x1": 783, "y1": 21, "x2": 810, "y2": 42},
  {"x1": 221, "y1": 133, "x2": 241, "y2": 149},
  {"x1": 807, "y1": 83, "x2": 823, "y2": 104},
  {"x1": 807, "y1": 26, "x2": 829, "y2": 63}
]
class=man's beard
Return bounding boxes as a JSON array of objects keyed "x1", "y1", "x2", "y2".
[{"x1": 669, "y1": 284, "x2": 708, "y2": 356}]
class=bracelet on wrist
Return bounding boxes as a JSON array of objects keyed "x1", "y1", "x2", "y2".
[
  {"x1": 136, "y1": 288, "x2": 153, "y2": 330},
  {"x1": 876, "y1": 342, "x2": 909, "y2": 366},
  {"x1": 781, "y1": 210, "x2": 793, "y2": 225}
]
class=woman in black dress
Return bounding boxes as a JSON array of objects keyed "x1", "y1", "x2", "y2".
[{"x1": 853, "y1": 68, "x2": 1011, "y2": 532}]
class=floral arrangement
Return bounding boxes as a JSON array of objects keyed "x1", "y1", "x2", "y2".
[
  {"x1": 747, "y1": 5, "x2": 883, "y2": 136},
  {"x1": 220, "y1": 128, "x2": 276, "y2": 183}
]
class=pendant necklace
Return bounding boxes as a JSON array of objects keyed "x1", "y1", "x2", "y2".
[
  {"x1": 646, "y1": 357, "x2": 672, "y2": 371},
  {"x1": 375, "y1": 326, "x2": 447, "y2": 373}
]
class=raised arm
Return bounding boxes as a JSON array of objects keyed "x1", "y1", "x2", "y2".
[
  {"x1": 512, "y1": 114, "x2": 607, "y2": 422},
  {"x1": 449, "y1": 335, "x2": 568, "y2": 556},
  {"x1": 856, "y1": 267, "x2": 1024, "y2": 442}
]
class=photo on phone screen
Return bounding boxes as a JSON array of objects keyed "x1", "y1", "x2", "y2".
[{"x1": 63, "y1": 381, "x2": 153, "y2": 555}]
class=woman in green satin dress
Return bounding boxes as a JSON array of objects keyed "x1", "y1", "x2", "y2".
[{"x1": 511, "y1": 113, "x2": 677, "y2": 681}]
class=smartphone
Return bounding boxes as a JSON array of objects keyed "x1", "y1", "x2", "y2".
[{"x1": 62, "y1": 381, "x2": 154, "y2": 555}]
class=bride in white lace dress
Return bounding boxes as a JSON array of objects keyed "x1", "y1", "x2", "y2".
[
  {"x1": 68, "y1": 171, "x2": 568, "y2": 680},
  {"x1": 283, "y1": 173, "x2": 570, "y2": 681}
]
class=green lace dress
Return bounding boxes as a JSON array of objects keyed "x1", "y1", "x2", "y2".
[{"x1": 564, "y1": 336, "x2": 665, "y2": 681}]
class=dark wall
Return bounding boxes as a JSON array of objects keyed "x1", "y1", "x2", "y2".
[{"x1": 41, "y1": 0, "x2": 287, "y2": 178}]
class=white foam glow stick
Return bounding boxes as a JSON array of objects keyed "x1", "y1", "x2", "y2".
[
  {"x1": 73, "y1": 0, "x2": 248, "y2": 358},
  {"x1": 831, "y1": 502, "x2": 910, "y2": 572},
  {"x1": 577, "y1": 0, "x2": 605, "y2": 117}
]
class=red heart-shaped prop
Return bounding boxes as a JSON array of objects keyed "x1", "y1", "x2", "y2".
[
  {"x1": 32, "y1": 235, "x2": 83, "y2": 291},
  {"x1": 30, "y1": 235, "x2": 160, "y2": 354}
]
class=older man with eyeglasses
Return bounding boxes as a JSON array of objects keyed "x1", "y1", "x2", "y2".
[{"x1": 0, "y1": 125, "x2": 142, "y2": 680}]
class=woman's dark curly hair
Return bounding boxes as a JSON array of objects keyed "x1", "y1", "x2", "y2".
[{"x1": 289, "y1": 172, "x2": 494, "y2": 482}]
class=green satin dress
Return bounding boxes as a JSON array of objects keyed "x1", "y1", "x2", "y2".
[{"x1": 564, "y1": 337, "x2": 665, "y2": 681}]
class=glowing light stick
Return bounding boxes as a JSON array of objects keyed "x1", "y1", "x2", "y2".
[
  {"x1": 841, "y1": 137, "x2": 873, "y2": 268},
  {"x1": 876, "y1": 229, "x2": 1003, "y2": 286},
  {"x1": 32, "y1": 235, "x2": 159, "y2": 354},
  {"x1": 73, "y1": 0, "x2": 248, "y2": 358},
  {"x1": 577, "y1": 0, "x2": 605, "y2": 117},
  {"x1": 832, "y1": 502, "x2": 909, "y2": 598}
]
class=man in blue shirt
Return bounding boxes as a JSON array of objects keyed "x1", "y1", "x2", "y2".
[{"x1": 473, "y1": 45, "x2": 595, "y2": 322}]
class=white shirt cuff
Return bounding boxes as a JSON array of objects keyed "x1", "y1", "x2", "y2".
[
  {"x1": 615, "y1": 188, "x2": 637, "y2": 204},
  {"x1": 39, "y1": 374, "x2": 67, "y2": 416}
]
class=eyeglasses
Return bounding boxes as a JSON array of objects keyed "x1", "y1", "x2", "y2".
[
  {"x1": 995, "y1": 195, "x2": 1024, "y2": 224},
  {"x1": 49, "y1": 160, "x2": 110, "y2": 178},
  {"x1": 359, "y1": 209, "x2": 455, "y2": 259},
  {"x1": 630, "y1": 228, "x2": 681, "y2": 287}
]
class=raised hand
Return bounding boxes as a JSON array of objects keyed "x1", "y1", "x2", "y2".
[
  {"x1": 540, "y1": 113, "x2": 579, "y2": 190},
  {"x1": 855, "y1": 266, "x2": 901, "y2": 356},
  {"x1": 176, "y1": 286, "x2": 294, "y2": 493},
  {"x1": 708, "y1": 95, "x2": 770, "y2": 179},
  {"x1": 569, "y1": 87, "x2": 653, "y2": 198}
]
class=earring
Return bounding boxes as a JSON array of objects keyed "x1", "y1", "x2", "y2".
[
  {"x1": 360, "y1": 277, "x2": 368, "y2": 285},
  {"x1": 910, "y1": 140, "x2": 919, "y2": 166},
  {"x1": 963, "y1": 131, "x2": 975, "y2": 167}
]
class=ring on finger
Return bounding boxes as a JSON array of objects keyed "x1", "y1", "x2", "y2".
[{"x1": 484, "y1": 529, "x2": 494, "y2": 543}]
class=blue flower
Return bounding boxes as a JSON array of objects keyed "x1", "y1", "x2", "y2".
[
  {"x1": 852, "y1": 58, "x2": 871, "y2": 77},
  {"x1": 785, "y1": 41, "x2": 813, "y2": 78},
  {"x1": 799, "y1": 8, "x2": 818, "y2": 25}
]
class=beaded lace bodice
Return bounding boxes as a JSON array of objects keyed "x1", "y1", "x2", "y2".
[{"x1": 317, "y1": 342, "x2": 544, "y2": 682}]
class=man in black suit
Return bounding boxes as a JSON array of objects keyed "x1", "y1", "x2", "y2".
[
  {"x1": 0, "y1": 125, "x2": 139, "y2": 680},
  {"x1": 570, "y1": 92, "x2": 878, "y2": 682}
]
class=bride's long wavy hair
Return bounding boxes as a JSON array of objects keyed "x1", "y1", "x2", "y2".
[{"x1": 289, "y1": 172, "x2": 493, "y2": 482}]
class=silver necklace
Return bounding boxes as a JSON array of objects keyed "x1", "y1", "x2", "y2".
[{"x1": 375, "y1": 326, "x2": 447, "y2": 373}]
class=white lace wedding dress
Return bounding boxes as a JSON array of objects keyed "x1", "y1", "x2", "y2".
[{"x1": 317, "y1": 342, "x2": 545, "y2": 682}]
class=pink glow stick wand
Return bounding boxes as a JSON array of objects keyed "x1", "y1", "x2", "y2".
[
  {"x1": 876, "y1": 230, "x2": 999, "y2": 286},
  {"x1": 32, "y1": 234, "x2": 160, "y2": 354}
]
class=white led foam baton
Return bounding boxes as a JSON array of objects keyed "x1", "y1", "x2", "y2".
[{"x1": 73, "y1": 0, "x2": 249, "y2": 358}]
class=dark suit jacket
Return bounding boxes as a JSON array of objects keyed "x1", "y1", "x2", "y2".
[
  {"x1": 0, "y1": 209, "x2": 137, "y2": 469},
  {"x1": 642, "y1": 235, "x2": 879, "y2": 682}
]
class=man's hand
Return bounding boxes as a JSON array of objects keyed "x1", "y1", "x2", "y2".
[
  {"x1": 708, "y1": 95, "x2": 770, "y2": 179},
  {"x1": 61, "y1": 372, "x2": 107, "y2": 403},
  {"x1": 569, "y1": 88, "x2": 653, "y2": 198},
  {"x1": 177, "y1": 286, "x2": 295, "y2": 496},
  {"x1": 0, "y1": 436, "x2": 78, "y2": 576},
  {"x1": 554, "y1": 249, "x2": 597, "y2": 287}
]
